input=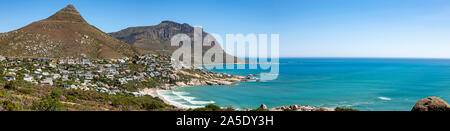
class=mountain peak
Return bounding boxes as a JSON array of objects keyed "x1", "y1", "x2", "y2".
[
  {"x1": 60, "y1": 4, "x2": 79, "y2": 14},
  {"x1": 66, "y1": 4, "x2": 76, "y2": 9},
  {"x1": 0, "y1": 4, "x2": 138, "y2": 59},
  {"x1": 161, "y1": 20, "x2": 178, "y2": 24},
  {"x1": 43, "y1": 4, "x2": 86, "y2": 23}
]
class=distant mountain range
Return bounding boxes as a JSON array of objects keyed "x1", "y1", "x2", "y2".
[
  {"x1": 109, "y1": 21, "x2": 245, "y2": 63},
  {"x1": 0, "y1": 5, "x2": 243, "y2": 63},
  {"x1": 110, "y1": 21, "x2": 197, "y2": 52}
]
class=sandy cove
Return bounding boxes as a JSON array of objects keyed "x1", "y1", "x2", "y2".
[{"x1": 135, "y1": 69, "x2": 254, "y2": 109}]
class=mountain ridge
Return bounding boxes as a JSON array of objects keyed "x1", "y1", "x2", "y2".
[
  {"x1": 109, "y1": 20, "x2": 246, "y2": 63},
  {"x1": 0, "y1": 5, "x2": 139, "y2": 59}
]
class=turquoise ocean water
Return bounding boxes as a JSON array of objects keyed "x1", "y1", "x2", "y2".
[{"x1": 158, "y1": 58, "x2": 450, "y2": 111}]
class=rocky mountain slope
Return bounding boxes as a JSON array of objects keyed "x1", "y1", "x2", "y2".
[
  {"x1": 0, "y1": 5, "x2": 140, "y2": 59},
  {"x1": 109, "y1": 21, "x2": 246, "y2": 64}
]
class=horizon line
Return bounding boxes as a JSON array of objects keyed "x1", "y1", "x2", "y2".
[{"x1": 241, "y1": 56, "x2": 450, "y2": 60}]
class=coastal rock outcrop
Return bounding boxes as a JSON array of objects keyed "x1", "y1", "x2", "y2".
[
  {"x1": 260, "y1": 104, "x2": 268, "y2": 110},
  {"x1": 412, "y1": 97, "x2": 450, "y2": 111},
  {"x1": 215, "y1": 80, "x2": 235, "y2": 85},
  {"x1": 169, "y1": 74, "x2": 180, "y2": 81},
  {"x1": 175, "y1": 82, "x2": 187, "y2": 87},
  {"x1": 226, "y1": 78, "x2": 242, "y2": 82},
  {"x1": 187, "y1": 79, "x2": 203, "y2": 86},
  {"x1": 159, "y1": 84, "x2": 175, "y2": 90},
  {"x1": 293, "y1": 105, "x2": 315, "y2": 111},
  {"x1": 205, "y1": 81, "x2": 218, "y2": 86},
  {"x1": 314, "y1": 107, "x2": 335, "y2": 111},
  {"x1": 265, "y1": 104, "x2": 320, "y2": 111}
]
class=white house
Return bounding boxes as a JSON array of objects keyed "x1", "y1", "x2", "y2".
[
  {"x1": 62, "y1": 75, "x2": 69, "y2": 81},
  {"x1": 59, "y1": 59, "x2": 66, "y2": 64},
  {"x1": 82, "y1": 59, "x2": 91, "y2": 65},
  {"x1": 67, "y1": 59, "x2": 75, "y2": 65},
  {"x1": 42, "y1": 72, "x2": 50, "y2": 76},
  {"x1": 53, "y1": 74, "x2": 61, "y2": 79},
  {"x1": 49, "y1": 63, "x2": 57, "y2": 68},
  {"x1": 23, "y1": 74, "x2": 34, "y2": 82},
  {"x1": 41, "y1": 78, "x2": 53, "y2": 86},
  {"x1": 84, "y1": 74, "x2": 93, "y2": 80},
  {"x1": 119, "y1": 59, "x2": 126, "y2": 64},
  {"x1": 119, "y1": 78, "x2": 128, "y2": 85},
  {"x1": 106, "y1": 75, "x2": 114, "y2": 79}
]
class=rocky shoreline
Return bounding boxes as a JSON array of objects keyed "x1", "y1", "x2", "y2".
[
  {"x1": 135, "y1": 69, "x2": 256, "y2": 108},
  {"x1": 135, "y1": 69, "x2": 340, "y2": 111},
  {"x1": 157, "y1": 70, "x2": 253, "y2": 90},
  {"x1": 141, "y1": 81, "x2": 450, "y2": 111},
  {"x1": 236, "y1": 104, "x2": 335, "y2": 111},
  {"x1": 135, "y1": 67, "x2": 450, "y2": 111}
]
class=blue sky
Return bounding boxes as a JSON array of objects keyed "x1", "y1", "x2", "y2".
[{"x1": 1, "y1": 0, "x2": 450, "y2": 58}]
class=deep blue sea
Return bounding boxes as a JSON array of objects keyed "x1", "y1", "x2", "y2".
[{"x1": 158, "y1": 58, "x2": 450, "y2": 111}]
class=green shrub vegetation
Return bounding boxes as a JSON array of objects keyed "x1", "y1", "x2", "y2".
[
  {"x1": 121, "y1": 79, "x2": 160, "y2": 92},
  {"x1": 252, "y1": 107, "x2": 269, "y2": 111},
  {"x1": 32, "y1": 95, "x2": 63, "y2": 111},
  {"x1": 188, "y1": 104, "x2": 228, "y2": 111},
  {"x1": 335, "y1": 107, "x2": 360, "y2": 111},
  {"x1": 1, "y1": 100, "x2": 22, "y2": 111},
  {"x1": 283, "y1": 108, "x2": 294, "y2": 111},
  {"x1": 17, "y1": 88, "x2": 35, "y2": 94},
  {"x1": 4, "y1": 81, "x2": 16, "y2": 90},
  {"x1": 0, "y1": 79, "x2": 171, "y2": 111}
]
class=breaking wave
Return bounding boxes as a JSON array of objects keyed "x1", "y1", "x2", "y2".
[
  {"x1": 157, "y1": 90, "x2": 215, "y2": 109},
  {"x1": 378, "y1": 97, "x2": 392, "y2": 101}
]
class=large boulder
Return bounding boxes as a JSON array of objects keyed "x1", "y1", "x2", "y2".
[
  {"x1": 187, "y1": 79, "x2": 202, "y2": 86},
  {"x1": 215, "y1": 80, "x2": 235, "y2": 85},
  {"x1": 226, "y1": 78, "x2": 242, "y2": 82},
  {"x1": 412, "y1": 97, "x2": 450, "y2": 111},
  {"x1": 295, "y1": 106, "x2": 316, "y2": 111},
  {"x1": 205, "y1": 81, "x2": 218, "y2": 85},
  {"x1": 175, "y1": 82, "x2": 187, "y2": 87},
  {"x1": 260, "y1": 104, "x2": 268, "y2": 110},
  {"x1": 159, "y1": 84, "x2": 175, "y2": 90}
]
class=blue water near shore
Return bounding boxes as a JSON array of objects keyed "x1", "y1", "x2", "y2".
[{"x1": 158, "y1": 58, "x2": 450, "y2": 111}]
